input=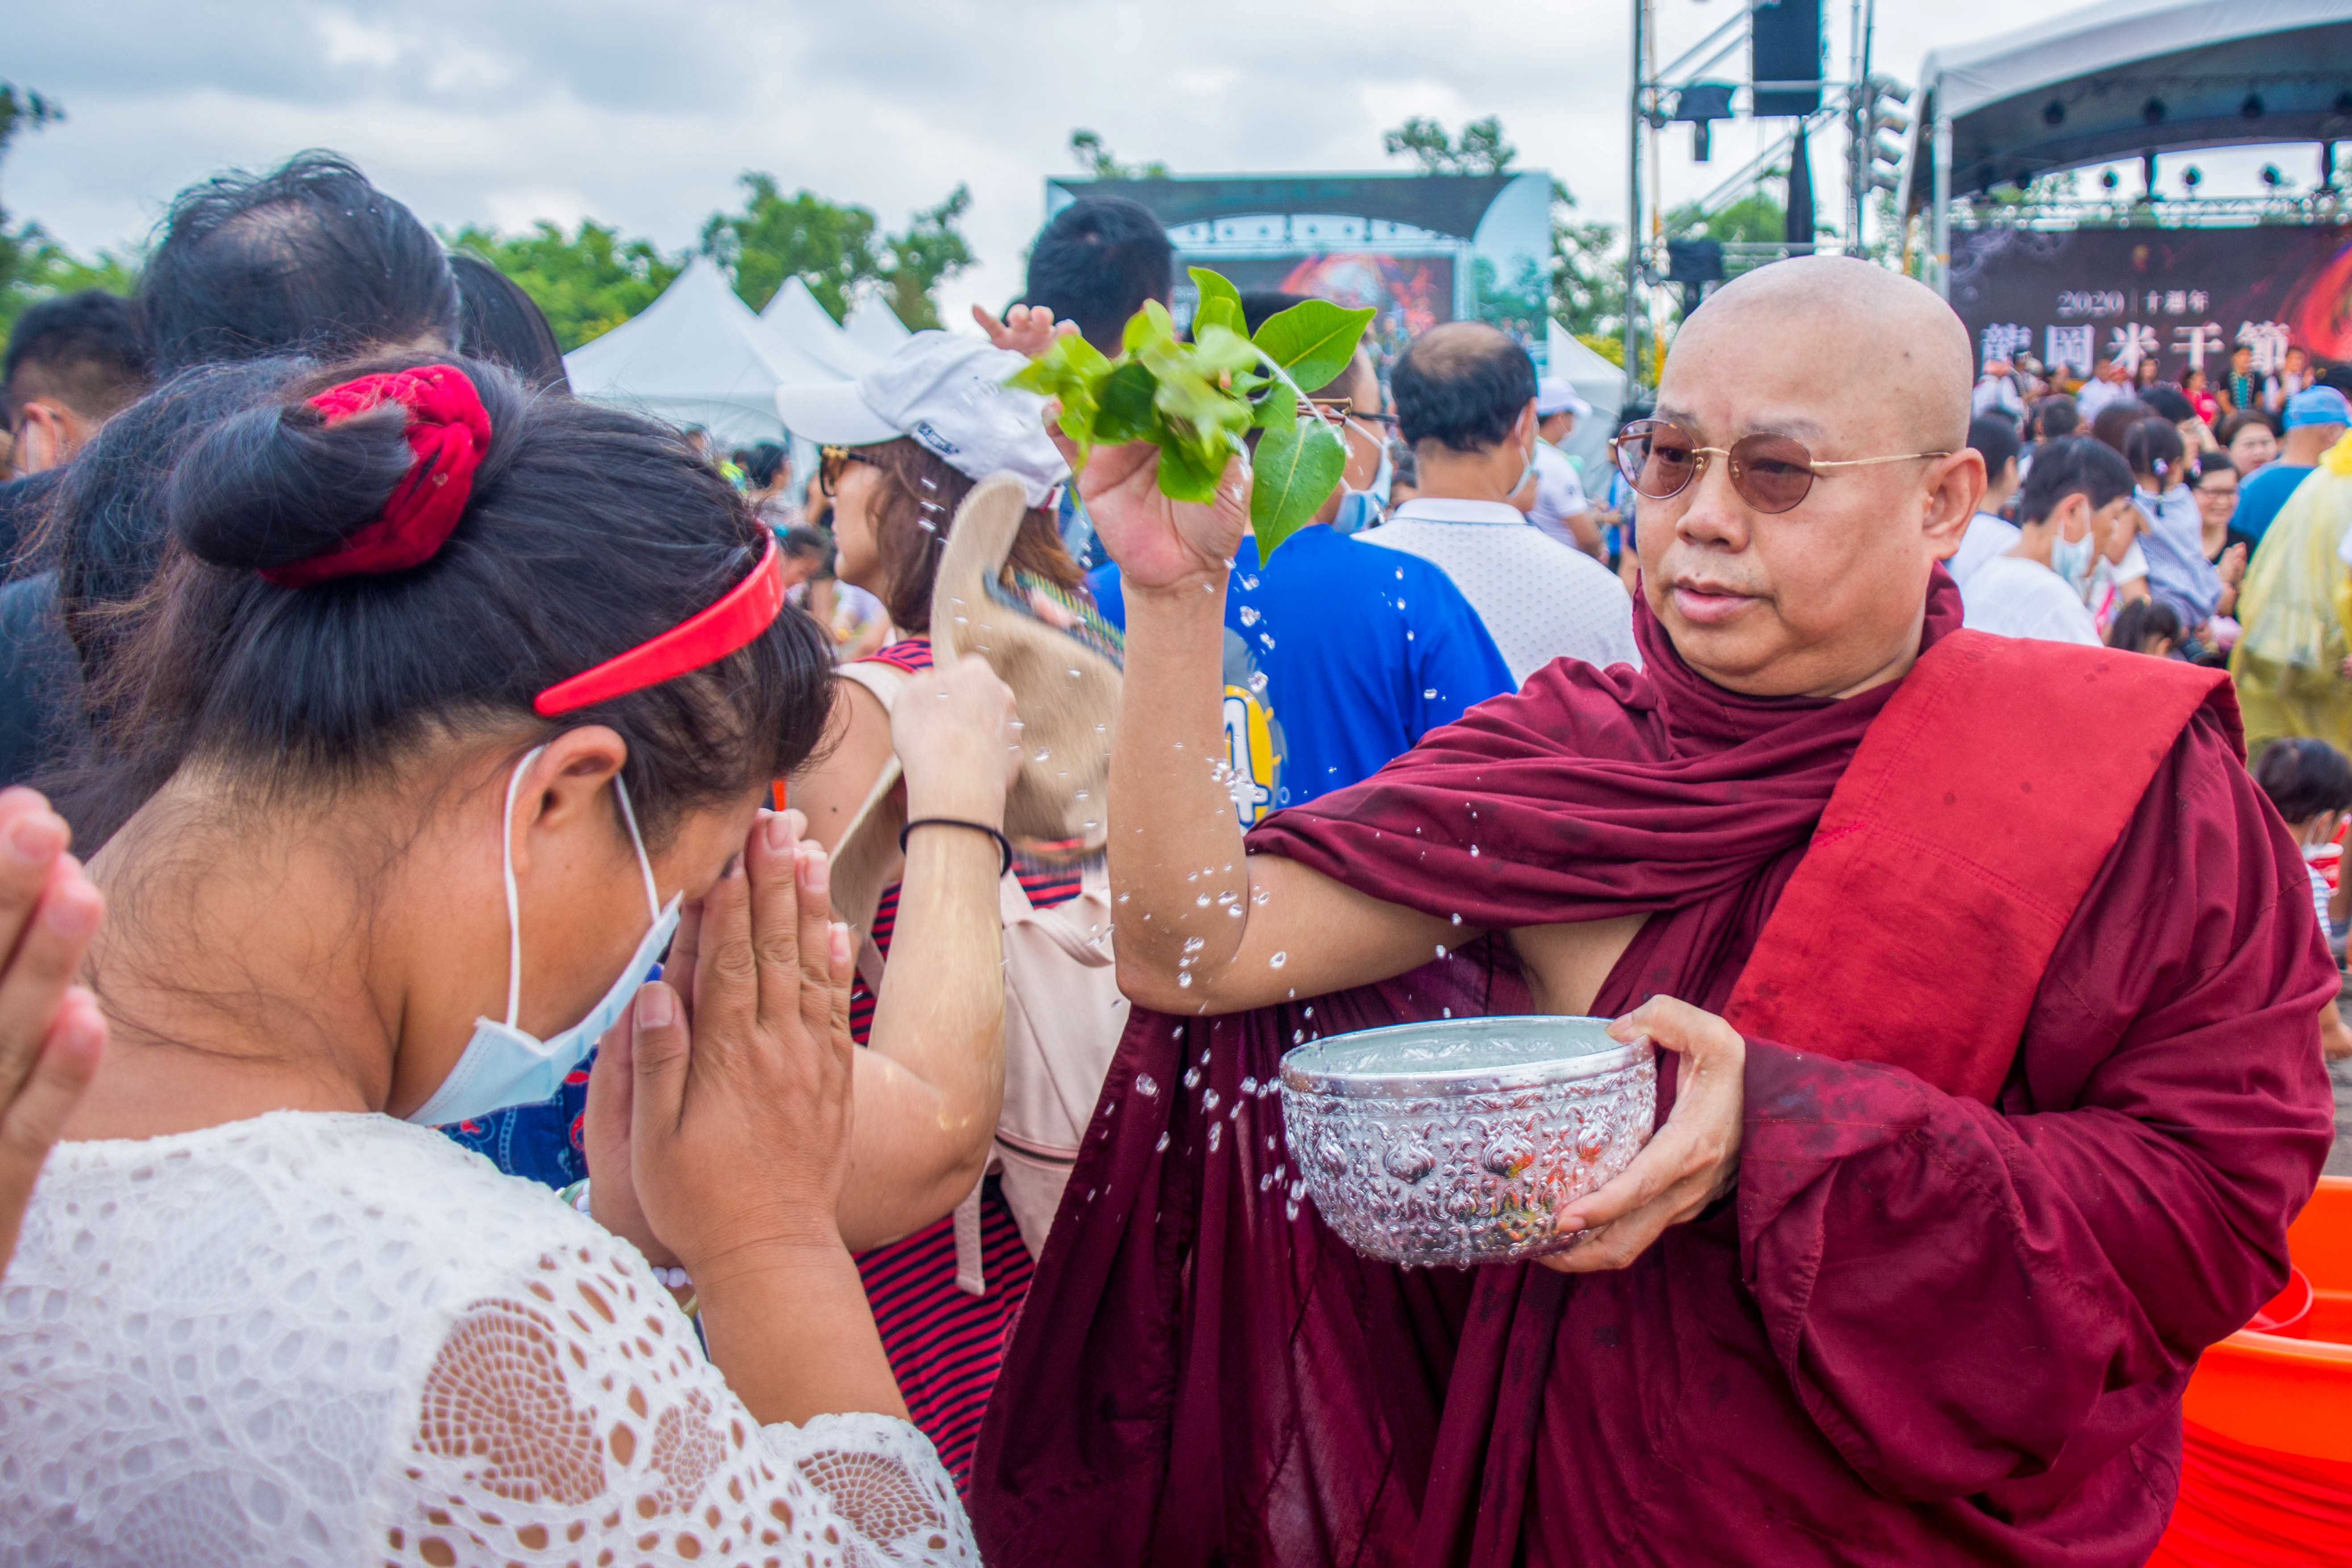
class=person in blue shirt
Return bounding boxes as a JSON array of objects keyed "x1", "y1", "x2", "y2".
[
  {"x1": 1089, "y1": 317, "x2": 1513, "y2": 825},
  {"x1": 2234, "y1": 386, "x2": 2350, "y2": 546}
]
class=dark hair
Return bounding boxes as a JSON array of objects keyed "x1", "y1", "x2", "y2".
[
  {"x1": 780, "y1": 525, "x2": 831, "y2": 562},
  {"x1": 1966, "y1": 412, "x2": 2020, "y2": 480},
  {"x1": 1234, "y1": 290, "x2": 1372, "y2": 404},
  {"x1": 740, "y1": 442, "x2": 789, "y2": 490},
  {"x1": 2088, "y1": 398, "x2": 2153, "y2": 453},
  {"x1": 2139, "y1": 384, "x2": 2195, "y2": 424},
  {"x1": 2018, "y1": 436, "x2": 2135, "y2": 525},
  {"x1": 2254, "y1": 736, "x2": 2352, "y2": 824},
  {"x1": 1023, "y1": 197, "x2": 1173, "y2": 353},
  {"x1": 2191, "y1": 452, "x2": 2240, "y2": 489},
  {"x1": 1393, "y1": 324, "x2": 1536, "y2": 453},
  {"x1": 2217, "y1": 409, "x2": 2280, "y2": 445},
  {"x1": 3, "y1": 290, "x2": 152, "y2": 424},
  {"x1": 72, "y1": 352, "x2": 831, "y2": 846},
  {"x1": 2104, "y1": 599, "x2": 2182, "y2": 656},
  {"x1": 136, "y1": 152, "x2": 460, "y2": 376},
  {"x1": 449, "y1": 253, "x2": 568, "y2": 392},
  {"x1": 852, "y1": 437, "x2": 1081, "y2": 633},
  {"x1": 2024, "y1": 395, "x2": 2079, "y2": 441},
  {"x1": 1237, "y1": 291, "x2": 1309, "y2": 336},
  {"x1": 2122, "y1": 416, "x2": 2186, "y2": 484},
  {"x1": 34, "y1": 359, "x2": 312, "y2": 698}
]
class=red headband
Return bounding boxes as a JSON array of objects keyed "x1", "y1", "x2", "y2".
[
  {"x1": 534, "y1": 536, "x2": 786, "y2": 716},
  {"x1": 261, "y1": 365, "x2": 492, "y2": 588}
]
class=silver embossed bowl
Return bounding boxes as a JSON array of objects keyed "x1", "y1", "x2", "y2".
[{"x1": 1278, "y1": 1015, "x2": 1657, "y2": 1267}]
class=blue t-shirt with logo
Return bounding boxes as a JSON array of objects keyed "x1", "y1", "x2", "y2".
[{"x1": 1088, "y1": 524, "x2": 1513, "y2": 826}]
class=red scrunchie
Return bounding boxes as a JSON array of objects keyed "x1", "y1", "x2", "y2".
[{"x1": 259, "y1": 365, "x2": 492, "y2": 587}]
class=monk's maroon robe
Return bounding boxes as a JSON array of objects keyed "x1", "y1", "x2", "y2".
[{"x1": 972, "y1": 576, "x2": 2337, "y2": 1566}]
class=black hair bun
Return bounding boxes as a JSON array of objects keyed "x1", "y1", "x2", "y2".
[{"x1": 167, "y1": 395, "x2": 415, "y2": 574}]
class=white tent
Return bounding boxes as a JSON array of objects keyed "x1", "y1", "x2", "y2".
[
  {"x1": 759, "y1": 278, "x2": 880, "y2": 380},
  {"x1": 563, "y1": 257, "x2": 841, "y2": 449},
  {"x1": 1898, "y1": 0, "x2": 2352, "y2": 268},
  {"x1": 845, "y1": 296, "x2": 914, "y2": 357},
  {"x1": 1545, "y1": 321, "x2": 1630, "y2": 475}
]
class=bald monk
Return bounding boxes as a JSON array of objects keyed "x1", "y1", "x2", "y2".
[{"x1": 972, "y1": 258, "x2": 2338, "y2": 1565}]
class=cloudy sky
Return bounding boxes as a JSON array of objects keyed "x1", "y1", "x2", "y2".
[{"x1": 4, "y1": 0, "x2": 2302, "y2": 328}]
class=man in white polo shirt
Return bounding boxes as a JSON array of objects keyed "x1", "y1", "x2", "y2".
[
  {"x1": 1528, "y1": 375, "x2": 1600, "y2": 555},
  {"x1": 1355, "y1": 323, "x2": 1638, "y2": 685}
]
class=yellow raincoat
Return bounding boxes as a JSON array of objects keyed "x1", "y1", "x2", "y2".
[{"x1": 2230, "y1": 433, "x2": 2352, "y2": 756}]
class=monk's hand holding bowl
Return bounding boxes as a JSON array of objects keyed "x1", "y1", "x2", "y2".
[
  {"x1": 1075, "y1": 440, "x2": 1251, "y2": 595},
  {"x1": 1541, "y1": 995, "x2": 1744, "y2": 1274}
]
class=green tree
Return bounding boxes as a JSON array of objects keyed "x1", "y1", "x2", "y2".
[
  {"x1": 1380, "y1": 116, "x2": 1625, "y2": 343},
  {"x1": 1551, "y1": 180, "x2": 1625, "y2": 341},
  {"x1": 698, "y1": 173, "x2": 977, "y2": 329},
  {"x1": 0, "y1": 85, "x2": 143, "y2": 343},
  {"x1": 1068, "y1": 130, "x2": 1169, "y2": 181},
  {"x1": 881, "y1": 184, "x2": 974, "y2": 330},
  {"x1": 1381, "y1": 115, "x2": 1517, "y2": 176},
  {"x1": 443, "y1": 219, "x2": 680, "y2": 352},
  {"x1": 701, "y1": 174, "x2": 881, "y2": 320}
]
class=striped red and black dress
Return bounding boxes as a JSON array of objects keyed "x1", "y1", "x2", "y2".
[{"x1": 843, "y1": 637, "x2": 1080, "y2": 1492}]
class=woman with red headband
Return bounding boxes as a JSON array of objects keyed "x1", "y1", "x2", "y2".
[{"x1": 2, "y1": 353, "x2": 1004, "y2": 1564}]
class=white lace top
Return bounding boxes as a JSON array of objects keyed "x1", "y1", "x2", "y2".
[{"x1": 0, "y1": 1111, "x2": 978, "y2": 1567}]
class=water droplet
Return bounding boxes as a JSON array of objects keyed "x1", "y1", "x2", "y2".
[
  {"x1": 1240, "y1": 1076, "x2": 1258, "y2": 1094},
  {"x1": 1292, "y1": 1029, "x2": 1305, "y2": 1044},
  {"x1": 1196, "y1": 894, "x2": 1212, "y2": 908},
  {"x1": 1247, "y1": 670, "x2": 1269, "y2": 694},
  {"x1": 1423, "y1": 688, "x2": 1438, "y2": 699},
  {"x1": 1469, "y1": 845, "x2": 1480, "y2": 857},
  {"x1": 1208, "y1": 1123, "x2": 1222, "y2": 1152},
  {"x1": 1269, "y1": 951, "x2": 1288, "y2": 968},
  {"x1": 1238, "y1": 605, "x2": 1261, "y2": 626},
  {"x1": 1450, "y1": 912, "x2": 1463, "y2": 925},
  {"x1": 1178, "y1": 972, "x2": 1194, "y2": 988},
  {"x1": 1155, "y1": 1131, "x2": 1171, "y2": 1152},
  {"x1": 1228, "y1": 904, "x2": 1243, "y2": 917},
  {"x1": 1202, "y1": 1089, "x2": 1221, "y2": 1112},
  {"x1": 1435, "y1": 944, "x2": 1448, "y2": 959},
  {"x1": 1183, "y1": 1066, "x2": 1202, "y2": 1089},
  {"x1": 1134, "y1": 1073, "x2": 1159, "y2": 1098},
  {"x1": 1303, "y1": 1006, "x2": 1314, "y2": 1019},
  {"x1": 1286, "y1": 1200, "x2": 1301, "y2": 1221},
  {"x1": 1253, "y1": 887, "x2": 1270, "y2": 905}
]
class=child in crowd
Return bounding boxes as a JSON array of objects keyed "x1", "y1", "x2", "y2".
[
  {"x1": 2252, "y1": 736, "x2": 2352, "y2": 1060},
  {"x1": 2105, "y1": 599, "x2": 2183, "y2": 658}
]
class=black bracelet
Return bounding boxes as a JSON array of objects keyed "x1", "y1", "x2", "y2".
[{"x1": 899, "y1": 817, "x2": 1013, "y2": 877}]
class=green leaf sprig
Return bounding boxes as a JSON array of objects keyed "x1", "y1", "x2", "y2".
[{"x1": 1008, "y1": 266, "x2": 1375, "y2": 559}]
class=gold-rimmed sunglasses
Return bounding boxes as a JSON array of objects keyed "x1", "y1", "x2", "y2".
[
  {"x1": 817, "y1": 444, "x2": 879, "y2": 497},
  {"x1": 1610, "y1": 418, "x2": 1950, "y2": 515}
]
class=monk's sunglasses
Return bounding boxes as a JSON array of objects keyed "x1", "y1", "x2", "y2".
[{"x1": 1610, "y1": 418, "x2": 1950, "y2": 515}]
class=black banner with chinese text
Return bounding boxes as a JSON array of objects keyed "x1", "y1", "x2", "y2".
[{"x1": 1949, "y1": 224, "x2": 2352, "y2": 386}]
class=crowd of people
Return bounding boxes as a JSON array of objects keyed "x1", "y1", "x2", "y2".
[{"x1": 0, "y1": 149, "x2": 2344, "y2": 1568}]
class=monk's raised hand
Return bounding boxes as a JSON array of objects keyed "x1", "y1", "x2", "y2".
[
  {"x1": 1078, "y1": 441, "x2": 1248, "y2": 594},
  {"x1": 1540, "y1": 995, "x2": 1744, "y2": 1275}
]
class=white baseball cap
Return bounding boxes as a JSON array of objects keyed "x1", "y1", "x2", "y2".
[
  {"x1": 1535, "y1": 376, "x2": 1592, "y2": 419},
  {"x1": 774, "y1": 331, "x2": 1069, "y2": 508}
]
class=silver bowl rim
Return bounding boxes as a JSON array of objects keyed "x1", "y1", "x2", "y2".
[{"x1": 1277, "y1": 1014, "x2": 1653, "y2": 1099}]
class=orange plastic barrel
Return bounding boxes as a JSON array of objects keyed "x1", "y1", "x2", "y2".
[{"x1": 2150, "y1": 1177, "x2": 2352, "y2": 1565}]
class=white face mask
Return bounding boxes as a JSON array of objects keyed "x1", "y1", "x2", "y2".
[
  {"x1": 1332, "y1": 418, "x2": 1394, "y2": 535},
  {"x1": 406, "y1": 745, "x2": 681, "y2": 1128},
  {"x1": 2051, "y1": 507, "x2": 2100, "y2": 595}
]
